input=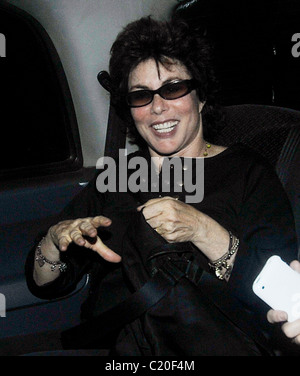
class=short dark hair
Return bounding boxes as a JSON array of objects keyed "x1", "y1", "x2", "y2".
[{"x1": 109, "y1": 16, "x2": 223, "y2": 148}]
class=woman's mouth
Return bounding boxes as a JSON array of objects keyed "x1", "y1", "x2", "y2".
[{"x1": 151, "y1": 120, "x2": 179, "y2": 134}]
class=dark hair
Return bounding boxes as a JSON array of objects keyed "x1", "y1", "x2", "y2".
[{"x1": 109, "y1": 16, "x2": 223, "y2": 148}]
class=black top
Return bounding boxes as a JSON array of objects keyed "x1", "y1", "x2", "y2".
[{"x1": 25, "y1": 143, "x2": 298, "y2": 319}]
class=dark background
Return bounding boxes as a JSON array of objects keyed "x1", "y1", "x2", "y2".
[{"x1": 174, "y1": 0, "x2": 300, "y2": 111}]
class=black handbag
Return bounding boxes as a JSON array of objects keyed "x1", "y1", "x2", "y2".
[{"x1": 61, "y1": 211, "x2": 273, "y2": 356}]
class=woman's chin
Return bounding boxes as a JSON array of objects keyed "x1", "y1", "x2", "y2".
[{"x1": 150, "y1": 144, "x2": 179, "y2": 157}]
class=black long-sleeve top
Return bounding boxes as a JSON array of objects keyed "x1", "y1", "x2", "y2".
[{"x1": 25, "y1": 144, "x2": 298, "y2": 319}]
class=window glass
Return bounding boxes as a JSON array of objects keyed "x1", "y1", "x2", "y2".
[{"x1": 0, "y1": 3, "x2": 82, "y2": 178}]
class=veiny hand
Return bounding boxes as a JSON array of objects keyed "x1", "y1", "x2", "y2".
[
  {"x1": 267, "y1": 260, "x2": 300, "y2": 344},
  {"x1": 48, "y1": 216, "x2": 121, "y2": 263},
  {"x1": 137, "y1": 196, "x2": 202, "y2": 244}
]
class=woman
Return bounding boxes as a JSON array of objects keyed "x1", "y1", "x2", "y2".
[{"x1": 26, "y1": 16, "x2": 297, "y2": 355}]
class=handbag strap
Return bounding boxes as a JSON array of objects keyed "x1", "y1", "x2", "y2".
[
  {"x1": 61, "y1": 246, "x2": 273, "y2": 355},
  {"x1": 198, "y1": 271, "x2": 273, "y2": 355},
  {"x1": 61, "y1": 259, "x2": 185, "y2": 349}
]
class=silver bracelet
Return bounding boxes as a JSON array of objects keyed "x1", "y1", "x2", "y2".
[
  {"x1": 35, "y1": 238, "x2": 67, "y2": 272},
  {"x1": 208, "y1": 231, "x2": 239, "y2": 281}
]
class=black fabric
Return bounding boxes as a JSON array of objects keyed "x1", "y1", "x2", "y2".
[
  {"x1": 215, "y1": 104, "x2": 300, "y2": 255},
  {"x1": 114, "y1": 212, "x2": 272, "y2": 356},
  {"x1": 25, "y1": 143, "x2": 298, "y2": 352},
  {"x1": 62, "y1": 212, "x2": 272, "y2": 355}
]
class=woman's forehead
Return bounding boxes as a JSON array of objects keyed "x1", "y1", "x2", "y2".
[{"x1": 128, "y1": 58, "x2": 191, "y2": 88}]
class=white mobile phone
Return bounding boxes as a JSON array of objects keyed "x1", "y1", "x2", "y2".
[{"x1": 252, "y1": 255, "x2": 300, "y2": 322}]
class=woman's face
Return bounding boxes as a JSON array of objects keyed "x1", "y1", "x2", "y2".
[{"x1": 128, "y1": 58, "x2": 205, "y2": 158}]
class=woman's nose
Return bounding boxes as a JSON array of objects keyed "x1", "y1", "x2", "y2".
[{"x1": 150, "y1": 93, "x2": 168, "y2": 114}]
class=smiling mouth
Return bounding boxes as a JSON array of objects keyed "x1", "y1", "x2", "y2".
[{"x1": 152, "y1": 121, "x2": 179, "y2": 133}]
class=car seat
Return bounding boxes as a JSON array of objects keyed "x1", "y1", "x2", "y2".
[{"x1": 214, "y1": 104, "x2": 300, "y2": 256}]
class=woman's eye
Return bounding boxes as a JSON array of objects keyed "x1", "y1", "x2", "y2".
[{"x1": 165, "y1": 84, "x2": 180, "y2": 93}]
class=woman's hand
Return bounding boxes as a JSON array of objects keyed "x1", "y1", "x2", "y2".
[
  {"x1": 137, "y1": 196, "x2": 230, "y2": 263},
  {"x1": 48, "y1": 216, "x2": 121, "y2": 263},
  {"x1": 138, "y1": 196, "x2": 203, "y2": 244},
  {"x1": 267, "y1": 260, "x2": 300, "y2": 345},
  {"x1": 34, "y1": 216, "x2": 120, "y2": 286},
  {"x1": 267, "y1": 311, "x2": 300, "y2": 345}
]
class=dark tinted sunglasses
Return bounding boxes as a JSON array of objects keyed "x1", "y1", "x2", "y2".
[{"x1": 126, "y1": 79, "x2": 198, "y2": 108}]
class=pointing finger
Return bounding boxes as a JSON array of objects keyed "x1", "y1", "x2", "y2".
[{"x1": 91, "y1": 236, "x2": 121, "y2": 263}]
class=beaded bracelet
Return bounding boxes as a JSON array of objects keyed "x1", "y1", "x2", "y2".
[
  {"x1": 208, "y1": 231, "x2": 239, "y2": 281},
  {"x1": 35, "y1": 238, "x2": 67, "y2": 272}
]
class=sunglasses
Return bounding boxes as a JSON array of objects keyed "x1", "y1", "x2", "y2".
[{"x1": 126, "y1": 79, "x2": 198, "y2": 108}]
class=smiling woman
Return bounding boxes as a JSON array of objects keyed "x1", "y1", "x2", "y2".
[
  {"x1": 109, "y1": 16, "x2": 224, "y2": 150},
  {"x1": 128, "y1": 59, "x2": 206, "y2": 158},
  {"x1": 25, "y1": 15, "x2": 298, "y2": 356}
]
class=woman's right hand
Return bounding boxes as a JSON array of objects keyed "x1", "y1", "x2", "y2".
[{"x1": 48, "y1": 216, "x2": 121, "y2": 263}]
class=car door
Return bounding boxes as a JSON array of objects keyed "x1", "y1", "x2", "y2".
[
  {"x1": 0, "y1": 1, "x2": 93, "y2": 355},
  {"x1": 0, "y1": 0, "x2": 177, "y2": 356}
]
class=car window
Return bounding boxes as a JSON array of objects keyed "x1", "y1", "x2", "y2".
[{"x1": 0, "y1": 2, "x2": 82, "y2": 179}]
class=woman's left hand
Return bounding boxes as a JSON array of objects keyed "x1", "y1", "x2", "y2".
[
  {"x1": 138, "y1": 196, "x2": 236, "y2": 278},
  {"x1": 137, "y1": 196, "x2": 202, "y2": 244},
  {"x1": 267, "y1": 310, "x2": 300, "y2": 345},
  {"x1": 267, "y1": 260, "x2": 300, "y2": 345}
]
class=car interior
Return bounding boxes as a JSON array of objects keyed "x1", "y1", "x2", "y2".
[{"x1": 0, "y1": 0, "x2": 299, "y2": 356}]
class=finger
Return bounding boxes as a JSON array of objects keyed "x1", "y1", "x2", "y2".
[
  {"x1": 137, "y1": 196, "x2": 176, "y2": 211},
  {"x1": 140, "y1": 199, "x2": 174, "y2": 220},
  {"x1": 69, "y1": 229, "x2": 86, "y2": 247},
  {"x1": 91, "y1": 216, "x2": 112, "y2": 228},
  {"x1": 58, "y1": 235, "x2": 72, "y2": 252},
  {"x1": 267, "y1": 309, "x2": 288, "y2": 323},
  {"x1": 282, "y1": 319, "x2": 300, "y2": 339},
  {"x1": 92, "y1": 237, "x2": 121, "y2": 263},
  {"x1": 294, "y1": 335, "x2": 300, "y2": 345},
  {"x1": 147, "y1": 217, "x2": 162, "y2": 229},
  {"x1": 290, "y1": 260, "x2": 300, "y2": 274},
  {"x1": 79, "y1": 222, "x2": 98, "y2": 238}
]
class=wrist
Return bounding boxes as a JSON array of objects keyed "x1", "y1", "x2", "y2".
[
  {"x1": 42, "y1": 232, "x2": 60, "y2": 260},
  {"x1": 35, "y1": 237, "x2": 67, "y2": 273},
  {"x1": 208, "y1": 231, "x2": 239, "y2": 281}
]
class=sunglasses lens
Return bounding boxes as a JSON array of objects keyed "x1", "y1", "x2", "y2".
[
  {"x1": 126, "y1": 80, "x2": 195, "y2": 107},
  {"x1": 161, "y1": 81, "x2": 190, "y2": 100},
  {"x1": 127, "y1": 90, "x2": 152, "y2": 107}
]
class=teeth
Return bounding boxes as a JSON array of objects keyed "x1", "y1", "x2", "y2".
[{"x1": 152, "y1": 121, "x2": 178, "y2": 133}]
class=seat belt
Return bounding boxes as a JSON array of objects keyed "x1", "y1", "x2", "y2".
[{"x1": 61, "y1": 245, "x2": 273, "y2": 355}]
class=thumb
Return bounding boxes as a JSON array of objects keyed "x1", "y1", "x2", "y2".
[
  {"x1": 267, "y1": 309, "x2": 288, "y2": 323},
  {"x1": 290, "y1": 260, "x2": 300, "y2": 274}
]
